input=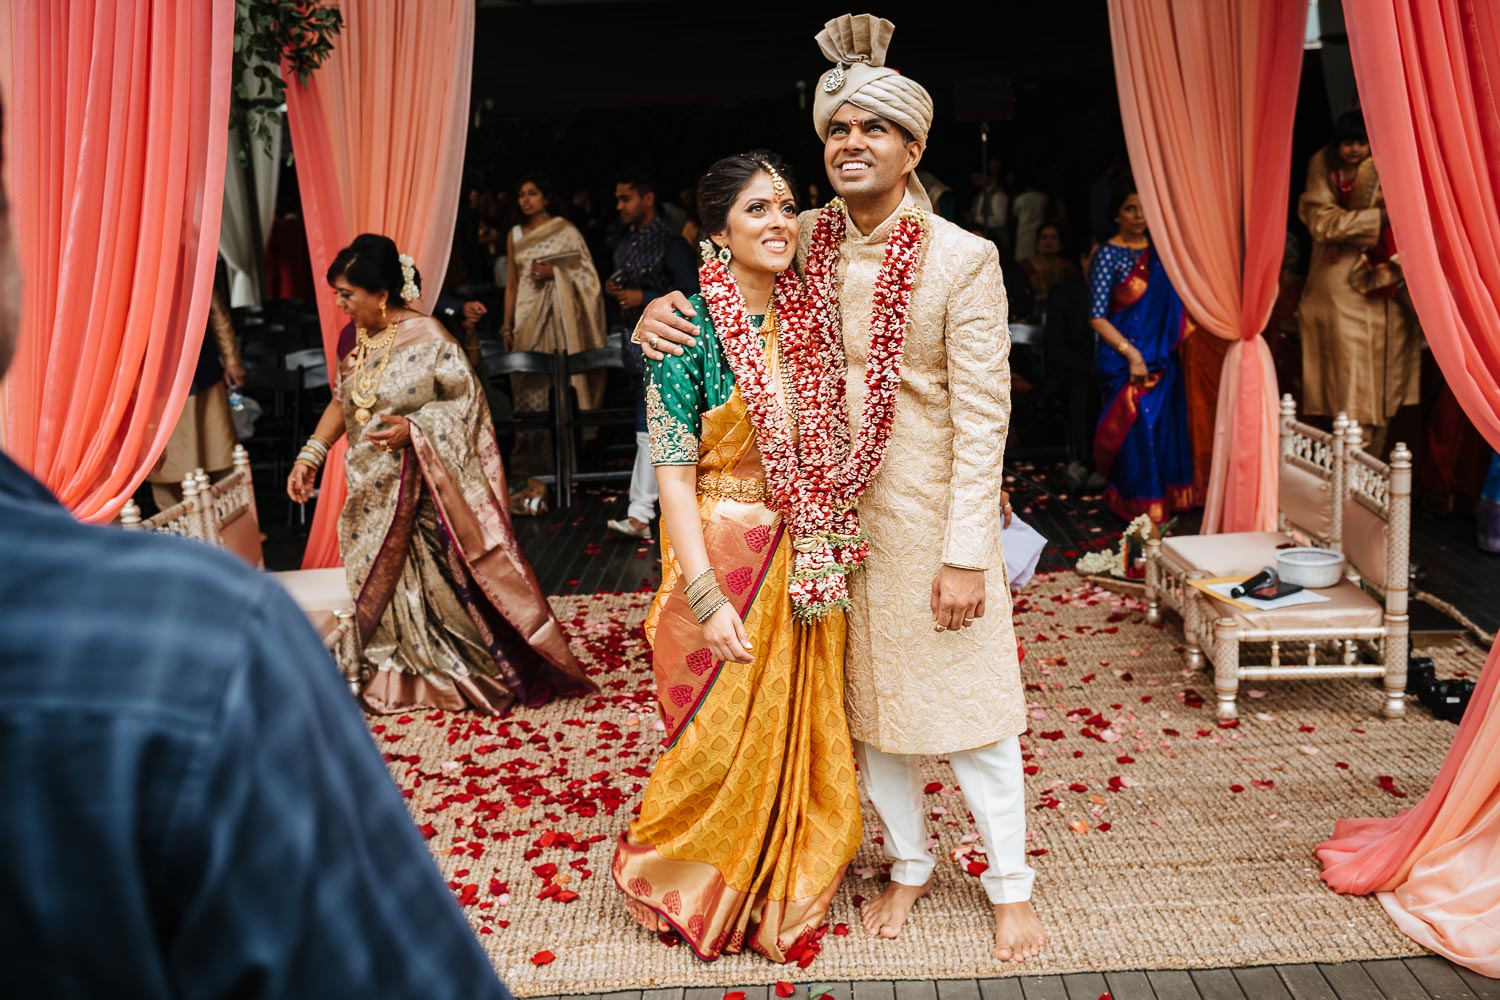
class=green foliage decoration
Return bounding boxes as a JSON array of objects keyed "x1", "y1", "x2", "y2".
[{"x1": 231, "y1": 0, "x2": 343, "y2": 164}]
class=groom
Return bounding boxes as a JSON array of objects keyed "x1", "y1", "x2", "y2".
[{"x1": 637, "y1": 13, "x2": 1045, "y2": 965}]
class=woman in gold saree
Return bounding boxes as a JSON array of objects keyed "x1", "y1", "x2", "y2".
[
  {"x1": 500, "y1": 176, "x2": 608, "y2": 480},
  {"x1": 286, "y1": 234, "x2": 594, "y2": 714},
  {"x1": 612, "y1": 153, "x2": 862, "y2": 964}
]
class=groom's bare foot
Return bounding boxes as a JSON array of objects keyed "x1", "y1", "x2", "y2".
[
  {"x1": 625, "y1": 898, "x2": 668, "y2": 933},
  {"x1": 992, "y1": 900, "x2": 1046, "y2": 962},
  {"x1": 861, "y1": 880, "x2": 931, "y2": 938}
]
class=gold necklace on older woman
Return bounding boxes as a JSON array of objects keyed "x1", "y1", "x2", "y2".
[{"x1": 349, "y1": 319, "x2": 399, "y2": 424}]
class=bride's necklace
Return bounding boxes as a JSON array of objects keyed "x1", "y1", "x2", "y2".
[{"x1": 349, "y1": 317, "x2": 400, "y2": 424}]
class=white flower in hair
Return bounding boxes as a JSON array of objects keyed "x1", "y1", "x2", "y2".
[{"x1": 398, "y1": 252, "x2": 420, "y2": 302}]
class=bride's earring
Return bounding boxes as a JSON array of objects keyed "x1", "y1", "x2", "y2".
[{"x1": 718, "y1": 243, "x2": 733, "y2": 265}]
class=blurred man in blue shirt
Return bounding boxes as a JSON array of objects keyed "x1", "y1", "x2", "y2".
[{"x1": 0, "y1": 97, "x2": 510, "y2": 1000}]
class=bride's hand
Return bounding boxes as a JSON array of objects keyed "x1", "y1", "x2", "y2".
[{"x1": 703, "y1": 603, "x2": 754, "y2": 664}]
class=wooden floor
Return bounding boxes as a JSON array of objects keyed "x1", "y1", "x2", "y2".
[{"x1": 531, "y1": 956, "x2": 1500, "y2": 1000}]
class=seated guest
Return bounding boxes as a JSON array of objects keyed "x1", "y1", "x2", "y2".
[
  {"x1": 1018, "y1": 223, "x2": 1077, "y2": 311},
  {"x1": 0, "y1": 98, "x2": 512, "y2": 999}
]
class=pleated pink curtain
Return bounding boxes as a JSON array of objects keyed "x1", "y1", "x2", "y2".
[
  {"x1": 1106, "y1": 0, "x2": 1304, "y2": 533},
  {"x1": 1317, "y1": 0, "x2": 1500, "y2": 976},
  {"x1": 285, "y1": 0, "x2": 475, "y2": 569},
  {"x1": 1, "y1": 0, "x2": 232, "y2": 520}
]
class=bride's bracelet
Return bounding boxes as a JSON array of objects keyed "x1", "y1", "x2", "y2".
[
  {"x1": 684, "y1": 568, "x2": 717, "y2": 602},
  {"x1": 692, "y1": 591, "x2": 730, "y2": 624},
  {"x1": 684, "y1": 568, "x2": 729, "y2": 622}
]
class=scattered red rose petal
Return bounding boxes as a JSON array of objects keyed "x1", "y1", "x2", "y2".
[
  {"x1": 724, "y1": 993, "x2": 746, "y2": 1000},
  {"x1": 923, "y1": 781, "x2": 944, "y2": 794},
  {"x1": 776, "y1": 981, "x2": 796, "y2": 998},
  {"x1": 1376, "y1": 775, "x2": 1409, "y2": 798},
  {"x1": 1229, "y1": 784, "x2": 1245, "y2": 793},
  {"x1": 530, "y1": 950, "x2": 556, "y2": 966},
  {"x1": 833, "y1": 923, "x2": 850, "y2": 935}
]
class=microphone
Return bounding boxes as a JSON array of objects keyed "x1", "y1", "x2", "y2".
[{"x1": 1231, "y1": 567, "x2": 1280, "y2": 600}]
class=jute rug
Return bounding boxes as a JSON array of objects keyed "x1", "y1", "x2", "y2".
[{"x1": 373, "y1": 574, "x2": 1478, "y2": 994}]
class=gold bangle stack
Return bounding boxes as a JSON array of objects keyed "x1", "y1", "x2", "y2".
[
  {"x1": 685, "y1": 568, "x2": 729, "y2": 624},
  {"x1": 295, "y1": 434, "x2": 331, "y2": 473}
]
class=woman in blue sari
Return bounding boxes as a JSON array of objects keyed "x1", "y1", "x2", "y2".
[{"x1": 1088, "y1": 188, "x2": 1196, "y2": 523}]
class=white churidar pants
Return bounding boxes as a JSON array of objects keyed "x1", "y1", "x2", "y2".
[
  {"x1": 854, "y1": 736, "x2": 1035, "y2": 904},
  {"x1": 627, "y1": 431, "x2": 658, "y2": 525}
]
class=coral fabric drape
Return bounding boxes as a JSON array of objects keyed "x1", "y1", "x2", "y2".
[
  {"x1": 1318, "y1": 0, "x2": 1500, "y2": 976},
  {"x1": 1107, "y1": 0, "x2": 1304, "y2": 533},
  {"x1": 285, "y1": 0, "x2": 475, "y2": 569},
  {"x1": 1, "y1": 0, "x2": 231, "y2": 520}
]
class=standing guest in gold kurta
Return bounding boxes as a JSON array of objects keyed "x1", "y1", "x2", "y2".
[
  {"x1": 1297, "y1": 111, "x2": 1421, "y2": 456},
  {"x1": 287, "y1": 234, "x2": 594, "y2": 716},
  {"x1": 614, "y1": 152, "x2": 864, "y2": 965},
  {"x1": 640, "y1": 13, "x2": 1044, "y2": 968}
]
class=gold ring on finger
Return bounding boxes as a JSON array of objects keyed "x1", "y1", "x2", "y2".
[{"x1": 933, "y1": 623, "x2": 948, "y2": 633}]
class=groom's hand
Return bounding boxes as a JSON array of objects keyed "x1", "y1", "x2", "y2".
[
  {"x1": 637, "y1": 291, "x2": 699, "y2": 361},
  {"x1": 932, "y1": 566, "x2": 986, "y2": 632}
]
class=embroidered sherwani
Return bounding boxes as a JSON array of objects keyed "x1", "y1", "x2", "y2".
[{"x1": 798, "y1": 195, "x2": 1025, "y2": 755}]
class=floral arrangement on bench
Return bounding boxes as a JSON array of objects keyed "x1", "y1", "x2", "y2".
[{"x1": 1076, "y1": 514, "x2": 1175, "y2": 580}]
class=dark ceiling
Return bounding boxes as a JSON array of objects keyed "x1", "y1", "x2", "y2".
[
  {"x1": 471, "y1": 1, "x2": 1117, "y2": 117},
  {"x1": 464, "y1": 2, "x2": 1123, "y2": 209}
]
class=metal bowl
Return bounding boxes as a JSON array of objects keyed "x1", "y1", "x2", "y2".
[{"x1": 1276, "y1": 547, "x2": 1346, "y2": 589}]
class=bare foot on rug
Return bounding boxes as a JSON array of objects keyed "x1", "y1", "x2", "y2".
[
  {"x1": 625, "y1": 898, "x2": 668, "y2": 933},
  {"x1": 861, "y1": 880, "x2": 931, "y2": 938},
  {"x1": 992, "y1": 900, "x2": 1046, "y2": 962}
]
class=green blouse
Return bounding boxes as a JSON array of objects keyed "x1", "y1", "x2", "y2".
[{"x1": 645, "y1": 294, "x2": 768, "y2": 466}]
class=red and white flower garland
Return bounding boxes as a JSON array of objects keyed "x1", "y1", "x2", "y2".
[
  {"x1": 803, "y1": 196, "x2": 927, "y2": 509},
  {"x1": 696, "y1": 196, "x2": 926, "y2": 619}
]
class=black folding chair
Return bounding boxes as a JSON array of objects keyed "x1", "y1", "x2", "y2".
[
  {"x1": 239, "y1": 365, "x2": 307, "y2": 526},
  {"x1": 557, "y1": 346, "x2": 636, "y2": 507},
  {"x1": 482, "y1": 350, "x2": 565, "y2": 501}
]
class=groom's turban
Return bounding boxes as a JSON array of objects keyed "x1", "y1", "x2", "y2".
[{"x1": 813, "y1": 14, "x2": 934, "y2": 209}]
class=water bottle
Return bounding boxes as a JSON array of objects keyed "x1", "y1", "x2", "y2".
[{"x1": 228, "y1": 390, "x2": 245, "y2": 413}]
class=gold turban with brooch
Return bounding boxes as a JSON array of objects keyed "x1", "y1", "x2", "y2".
[{"x1": 813, "y1": 13, "x2": 934, "y2": 211}]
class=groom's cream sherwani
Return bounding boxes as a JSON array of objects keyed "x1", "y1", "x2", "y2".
[{"x1": 799, "y1": 194, "x2": 1024, "y2": 756}]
